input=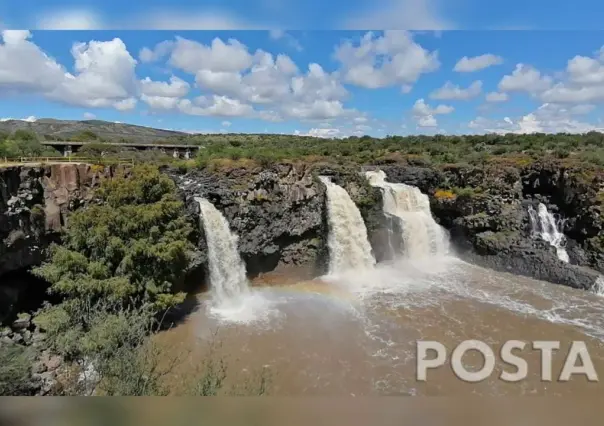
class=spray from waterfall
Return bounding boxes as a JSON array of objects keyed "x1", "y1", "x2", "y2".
[
  {"x1": 319, "y1": 176, "x2": 376, "y2": 274},
  {"x1": 195, "y1": 197, "x2": 250, "y2": 305},
  {"x1": 365, "y1": 170, "x2": 449, "y2": 259},
  {"x1": 528, "y1": 203, "x2": 570, "y2": 263}
]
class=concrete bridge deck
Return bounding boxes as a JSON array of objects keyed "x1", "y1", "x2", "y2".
[{"x1": 40, "y1": 141, "x2": 201, "y2": 158}]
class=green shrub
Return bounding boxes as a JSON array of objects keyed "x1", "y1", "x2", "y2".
[{"x1": 0, "y1": 345, "x2": 36, "y2": 395}]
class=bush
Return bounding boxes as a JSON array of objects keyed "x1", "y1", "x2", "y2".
[
  {"x1": 0, "y1": 345, "x2": 36, "y2": 395},
  {"x1": 33, "y1": 165, "x2": 193, "y2": 361},
  {"x1": 434, "y1": 189, "x2": 456, "y2": 201}
]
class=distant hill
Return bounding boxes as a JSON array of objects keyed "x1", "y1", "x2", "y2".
[{"x1": 0, "y1": 119, "x2": 188, "y2": 143}]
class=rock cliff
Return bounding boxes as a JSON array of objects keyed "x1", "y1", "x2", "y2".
[
  {"x1": 0, "y1": 163, "x2": 125, "y2": 323},
  {"x1": 378, "y1": 161, "x2": 604, "y2": 290},
  {"x1": 168, "y1": 161, "x2": 386, "y2": 280},
  {"x1": 0, "y1": 163, "x2": 122, "y2": 277},
  {"x1": 2, "y1": 159, "x2": 604, "y2": 300}
]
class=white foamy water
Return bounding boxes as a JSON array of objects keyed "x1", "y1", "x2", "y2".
[
  {"x1": 319, "y1": 176, "x2": 376, "y2": 275},
  {"x1": 528, "y1": 203, "x2": 570, "y2": 263},
  {"x1": 365, "y1": 170, "x2": 449, "y2": 259},
  {"x1": 594, "y1": 276, "x2": 604, "y2": 297},
  {"x1": 195, "y1": 197, "x2": 274, "y2": 323}
]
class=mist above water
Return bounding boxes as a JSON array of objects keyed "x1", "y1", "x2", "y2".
[{"x1": 195, "y1": 197, "x2": 275, "y2": 324}]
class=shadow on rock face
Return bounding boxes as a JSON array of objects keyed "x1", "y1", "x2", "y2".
[{"x1": 0, "y1": 268, "x2": 52, "y2": 326}]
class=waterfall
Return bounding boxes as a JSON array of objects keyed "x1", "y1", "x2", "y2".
[
  {"x1": 527, "y1": 203, "x2": 570, "y2": 263},
  {"x1": 594, "y1": 276, "x2": 604, "y2": 297},
  {"x1": 365, "y1": 170, "x2": 449, "y2": 259},
  {"x1": 319, "y1": 176, "x2": 376, "y2": 274},
  {"x1": 195, "y1": 197, "x2": 250, "y2": 304}
]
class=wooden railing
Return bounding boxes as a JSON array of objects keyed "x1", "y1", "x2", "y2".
[{"x1": 0, "y1": 156, "x2": 135, "y2": 166}]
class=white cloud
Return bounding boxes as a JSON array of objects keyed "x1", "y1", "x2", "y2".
[
  {"x1": 430, "y1": 80, "x2": 482, "y2": 100},
  {"x1": 221, "y1": 121, "x2": 232, "y2": 127},
  {"x1": 282, "y1": 100, "x2": 350, "y2": 120},
  {"x1": 140, "y1": 76, "x2": 189, "y2": 98},
  {"x1": 540, "y1": 84, "x2": 604, "y2": 104},
  {"x1": 454, "y1": 54, "x2": 503, "y2": 72},
  {"x1": 412, "y1": 98, "x2": 453, "y2": 128},
  {"x1": 0, "y1": 116, "x2": 37, "y2": 123},
  {"x1": 0, "y1": 32, "x2": 138, "y2": 111},
  {"x1": 468, "y1": 103, "x2": 603, "y2": 134},
  {"x1": 139, "y1": 40, "x2": 174, "y2": 63},
  {"x1": 178, "y1": 96, "x2": 255, "y2": 118},
  {"x1": 0, "y1": 30, "x2": 66, "y2": 92},
  {"x1": 47, "y1": 38, "x2": 139, "y2": 110},
  {"x1": 140, "y1": 95, "x2": 180, "y2": 110},
  {"x1": 169, "y1": 36, "x2": 254, "y2": 74},
  {"x1": 566, "y1": 54, "x2": 604, "y2": 85},
  {"x1": 418, "y1": 115, "x2": 438, "y2": 127},
  {"x1": 569, "y1": 104, "x2": 596, "y2": 114},
  {"x1": 301, "y1": 127, "x2": 344, "y2": 138},
  {"x1": 342, "y1": 0, "x2": 454, "y2": 30},
  {"x1": 155, "y1": 36, "x2": 353, "y2": 121},
  {"x1": 412, "y1": 98, "x2": 454, "y2": 116},
  {"x1": 83, "y1": 112, "x2": 96, "y2": 119},
  {"x1": 485, "y1": 91, "x2": 509, "y2": 102},
  {"x1": 269, "y1": 30, "x2": 303, "y2": 52},
  {"x1": 334, "y1": 30, "x2": 440, "y2": 90},
  {"x1": 114, "y1": 98, "x2": 138, "y2": 111},
  {"x1": 498, "y1": 64, "x2": 552, "y2": 93}
]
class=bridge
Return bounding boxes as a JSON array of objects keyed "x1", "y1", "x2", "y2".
[{"x1": 40, "y1": 141, "x2": 202, "y2": 159}]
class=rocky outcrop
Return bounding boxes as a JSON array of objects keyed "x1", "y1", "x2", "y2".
[
  {"x1": 168, "y1": 162, "x2": 387, "y2": 279},
  {"x1": 379, "y1": 161, "x2": 604, "y2": 290},
  {"x1": 0, "y1": 164, "x2": 129, "y2": 324},
  {"x1": 0, "y1": 163, "x2": 119, "y2": 277}
]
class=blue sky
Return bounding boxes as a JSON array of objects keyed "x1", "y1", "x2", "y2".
[
  {"x1": 2, "y1": 29, "x2": 604, "y2": 137},
  {"x1": 1, "y1": 0, "x2": 604, "y2": 30}
]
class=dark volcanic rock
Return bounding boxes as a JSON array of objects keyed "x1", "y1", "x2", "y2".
[
  {"x1": 379, "y1": 161, "x2": 604, "y2": 290},
  {"x1": 170, "y1": 163, "x2": 328, "y2": 277},
  {"x1": 167, "y1": 162, "x2": 388, "y2": 278},
  {"x1": 0, "y1": 163, "x2": 121, "y2": 277}
]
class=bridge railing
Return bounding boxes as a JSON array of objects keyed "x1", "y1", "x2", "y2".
[{"x1": 0, "y1": 156, "x2": 135, "y2": 165}]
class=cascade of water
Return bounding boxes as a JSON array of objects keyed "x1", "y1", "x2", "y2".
[
  {"x1": 593, "y1": 276, "x2": 604, "y2": 297},
  {"x1": 365, "y1": 170, "x2": 449, "y2": 259},
  {"x1": 527, "y1": 203, "x2": 570, "y2": 263},
  {"x1": 195, "y1": 197, "x2": 250, "y2": 304},
  {"x1": 319, "y1": 176, "x2": 376, "y2": 274}
]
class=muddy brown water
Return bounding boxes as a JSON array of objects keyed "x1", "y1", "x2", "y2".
[{"x1": 155, "y1": 256, "x2": 604, "y2": 396}]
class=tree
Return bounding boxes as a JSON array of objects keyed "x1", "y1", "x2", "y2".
[
  {"x1": 33, "y1": 165, "x2": 194, "y2": 360},
  {"x1": 12, "y1": 129, "x2": 38, "y2": 142}
]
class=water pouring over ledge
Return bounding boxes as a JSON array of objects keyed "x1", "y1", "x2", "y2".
[
  {"x1": 153, "y1": 188, "x2": 604, "y2": 396},
  {"x1": 319, "y1": 176, "x2": 376, "y2": 275},
  {"x1": 365, "y1": 170, "x2": 449, "y2": 260},
  {"x1": 528, "y1": 203, "x2": 570, "y2": 263},
  {"x1": 195, "y1": 197, "x2": 274, "y2": 323}
]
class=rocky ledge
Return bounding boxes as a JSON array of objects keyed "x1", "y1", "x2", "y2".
[
  {"x1": 167, "y1": 161, "x2": 389, "y2": 281},
  {"x1": 378, "y1": 160, "x2": 604, "y2": 290},
  {"x1": 2, "y1": 159, "x2": 604, "y2": 303}
]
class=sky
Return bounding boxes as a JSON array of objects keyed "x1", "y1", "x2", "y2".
[
  {"x1": 1, "y1": 0, "x2": 603, "y2": 30},
  {"x1": 3, "y1": 28, "x2": 604, "y2": 137}
]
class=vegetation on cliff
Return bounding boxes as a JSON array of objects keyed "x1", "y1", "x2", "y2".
[
  {"x1": 179, "y1": 132, "x2": 604, "y2": 169},
  {"x1": 23, "y1": 165, "x2": 194, "y2": 394}
]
